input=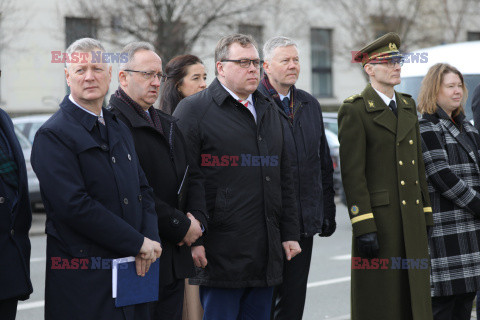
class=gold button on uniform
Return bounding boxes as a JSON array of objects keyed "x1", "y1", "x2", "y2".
[
  {"x1": 416, "y1": 200, "x2": 420, "y2": 204},
  {"x1": 409, "y1": 140, "x2": 413, "y2": 145},
  {"x1": 415, "y1": 180, "x2": 418, "y2": 185},
  {"x1": 402, "y1": 200, "x2": 406, "y2": 205},
  {"x1": 401, "y1": 181, "x2": 405, "y2": 185},
  {"x1": 399, "y1": 161, "x2": 403, "y2": 165},
  {"x1": 412, "y1": 160, "x2": 415, "y2": 165}
]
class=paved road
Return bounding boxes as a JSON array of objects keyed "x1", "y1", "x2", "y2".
[{"x1": 19, "y1": 201, "x2": 353, "y2": 319}]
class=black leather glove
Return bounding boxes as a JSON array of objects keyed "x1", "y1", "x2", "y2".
[
  {"x1": 319, "y1": 218, "x2": 336, "y2": 237},
  {"x1": 356, "y1": 232, "x2": 379, "y2": 258}
]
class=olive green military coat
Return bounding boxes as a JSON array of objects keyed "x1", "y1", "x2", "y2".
[{"x1": 338, "y1": 84, "x2": 433, "y2": 320}]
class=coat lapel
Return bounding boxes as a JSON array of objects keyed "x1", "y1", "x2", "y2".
[
  {"x1": 395, "y1": 92, "x2": 417, "y2": 143},
  {"x1": 363, "y1": 84, "x2": 397, "y2": 135},
  {"x1": 440, "y1": 118, "x2": 478, "y2": 164}
]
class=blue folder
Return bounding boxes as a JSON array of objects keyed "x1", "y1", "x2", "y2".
[{"x1": 113, "y1": 258, "x2": 160, "y2": 307}]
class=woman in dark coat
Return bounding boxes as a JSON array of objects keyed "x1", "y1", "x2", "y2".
[
  {"x1": 158, "y1": 54, "x2": 207, "y2": 320},
  {"x1": 418, "y1": 63, "x2": 480, "y2": 320}
]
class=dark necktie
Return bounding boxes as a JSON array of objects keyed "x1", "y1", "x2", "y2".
[
  {"x1": 389, "y1": 100, "x2": 397, "y2": 117},
  {"x1": 281, "y1": 97, "x2": 290, "y2": 115}
]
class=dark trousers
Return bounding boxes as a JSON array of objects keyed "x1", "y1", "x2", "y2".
[
  {"x1": 200, "y1": 286, "x2": 274, "y2": 320},
  {"x1": 432, "y1": 292, "x2": 476, "y2": 320},
  {"x1": 0, "y1": 298, "x2": 18, "y2": 320},
  {"x1": 150, "y1": 278, "x2": 185, "y2": 320},
  {"x1": 271, "y1": 236, "x2": 313, "y2": 320}
]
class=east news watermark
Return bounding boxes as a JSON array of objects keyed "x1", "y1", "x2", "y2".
[
  {"x1": 351, "y1": 51, "x2": 429, "y2": 64},
  {"x1": 352, "y1": 257, "x2": 429, "y2": 270},
  {"x1": 51, "y1": 257, "x2": 128, "y2": 270},
  {"x1": 201, "y1": 154, "x2": 279, "y2": 167},
  {"x1": 51, "y1": 51, "x2": 128, "y2": 64}
]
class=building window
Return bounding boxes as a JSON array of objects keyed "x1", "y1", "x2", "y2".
[
  {"x1": 65, "y1": 17, "x2": 98, "y2": 48},
  {"x1": 238, "y1": 24, "x2": 263, "y2": 56},
  {"x1": 467, "y1": 32, "x2": 480, "y2": 41},
  {"x1": 311, "y1": 28, "x2": 332, "y2": 98},
  {"x1": 64, "y1": 17, "x2": 98, "y2": 95}
]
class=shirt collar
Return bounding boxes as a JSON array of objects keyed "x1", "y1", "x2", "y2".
[
  {"x1": 278, "y1": 91, "x2": 291, "y2": 101},
  {"x1": 69, "y1": 94, "x2": 104, "y2": 118},
  {"x1": 220, "y1": 83, "x2": 253, "y2": 107},
  {"x1": 372, "y1": 87, "x2": 396, "y2": 107}
]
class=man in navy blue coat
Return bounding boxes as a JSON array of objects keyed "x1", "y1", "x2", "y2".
[
  {"x1": 31, "y1": 38, "x2": 161, "y2": 320},
  {"x1": 258, "y1": 36, "x2": 336, "y2": 320},
  {"x1": 0, "y1": 70, "x2": 33, "y2": 320}
]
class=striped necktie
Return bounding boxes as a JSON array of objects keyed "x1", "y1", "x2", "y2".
[{"x1": 238, "y1": 99, "x2": 248, "y2": 108}]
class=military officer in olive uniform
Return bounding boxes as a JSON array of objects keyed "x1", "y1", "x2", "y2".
[{"x1": 338, "y1": 32, "x2": 433, "y2": 320}]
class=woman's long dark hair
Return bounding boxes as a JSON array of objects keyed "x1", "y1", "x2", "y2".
[{"x1": 159, "y1": 54, "x2": 204, "y2": 114}]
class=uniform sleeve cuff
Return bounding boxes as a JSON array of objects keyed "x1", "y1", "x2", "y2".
[{"x1": 351, "y1": 213, "x2": 377, "y2": 237}]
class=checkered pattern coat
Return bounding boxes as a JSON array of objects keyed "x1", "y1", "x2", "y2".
[{"x1": 419, "y1": 110, "x2": 480, "y2": 297}]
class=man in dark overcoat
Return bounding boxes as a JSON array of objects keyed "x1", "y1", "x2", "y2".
[
  {"x1": 338, "y1": 32, "x2": 433, "y2": 320},
  {"x1": 108, "y1": 42, "x2": 206, "y2": 320},
  {"x1": 31, "y1": 38, "x2": 161, "y2": 320},
  {"x1": 0, "y1": 69, "x2": 33, "y2": 320},
  {"x1": 257, "y1": 36, "x2": 336, "y2": 320},
  {"x1": 173, "y1": 34, "x2": 301, "y2": 320}
]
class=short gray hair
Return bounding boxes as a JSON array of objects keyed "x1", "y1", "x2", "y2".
[
  {"x1": 65, "y1": 38, "x2": 106, "y2": 69},
  {"x1": 119, "y1": 41, "x2": 156, "y2": 70},
  {"x1": 263, "y1": 36, "x2": 298, "y2": 62},
  {"x1": 215, "y1": 34, "x2": 258, "y2": 76}
]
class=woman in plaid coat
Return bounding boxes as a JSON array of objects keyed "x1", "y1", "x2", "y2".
[{"x1": 418, "y1": 63, "x2": 480, "y2": 320}]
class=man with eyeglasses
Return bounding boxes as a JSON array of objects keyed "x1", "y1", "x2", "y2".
[
  {"x1": 258, "y1": 36, "x2": 336, "y2": 320},
  {"x1": 31, "y1": 38, "x2": 161, "y2": 320},
  {"x1": 173, "y1": 33, "x2": 301, "y2": 320},
  {"x1": 107, "y1": 42, "x2": 206, "y2": 320},
  {"x1": 338, "y1": 32, "x2": 433, "y2": 320}
]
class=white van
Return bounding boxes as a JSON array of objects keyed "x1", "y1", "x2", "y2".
[{"x1": 396, "y1": 41, "x2": 480, "y2": 120}]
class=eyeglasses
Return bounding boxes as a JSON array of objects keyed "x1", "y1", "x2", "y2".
[
  {"x1": 221, "y1": 59, "x2": 263, "y2": 69},
  {"x1": 370, "y1": 58, "x2": 404, "y2": 68},
  {"x1": 124, "y1": 69, "x2": 167, "y2": 81}
]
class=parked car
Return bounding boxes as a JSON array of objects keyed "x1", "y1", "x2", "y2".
[
  {"x1": 13, "y1": 114, "x2": 53, "y2": 144},
  {"x1": 397, "y1": 41, "x2": 480, "y2": 121},
  {"x1": 323, "y1": 112, "x2": 338, "y2": 135},
  {"x1": 14, "y1": 127, "x2": 42, "y2": 211},
  {"x1": 324, "y1": 128, "x2": 346, "y2": 205}
]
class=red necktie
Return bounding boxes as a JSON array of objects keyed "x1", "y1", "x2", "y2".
[{"x1": 238, "y1": 99, "x2": 248, "y2": 108}]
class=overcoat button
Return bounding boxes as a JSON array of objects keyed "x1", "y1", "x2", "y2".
[
  {"x1": 172, "y1": 218, "x2": 179, "y2": 225},
  {"x1": 402, "y1": 200, "x2": 406, "y2": 205},
  {"x1": 112, "y1": 157, "x2": 116, "y2": 163},
  {"x1": 101, "y1": 144, "x2": 108, "y2": 151},
  {"x1": 401, "y1": 181, "x2": 405, "y2": 186},
  {"x1": 409, "y1": 140, "x2": 413, "y2": 145},
  {"x1": 123, "y1": 198, "x2": 128, "y2": 205},
  {"x1": 415, "y1": 180, "x2": 419, "y2": 185},
  {"x1": 258, "y1": 136, "x2": 262, "y2": 141},
  {"x1": 399, "y1": 161, "x2": 403, "y2": 166},
  {"x1": 412, "y1": 160, "x2": 415, "y2": 165},
  {"x1": 265, "y1": 176, "x2": 271, "y2": 182},
  {"x1": 10, "y1": 229, "x2": 14, "y2": 236},
  {"x1": 138, "y1": 195, "x2": 142, "y2": 201},
  {"x1": 127, "y1": 154, "x2": 132, "y2": 161},
  {"x1": 0, "y1": 197, "x2": 5, "y2": 203},
  {"x1": 416, "y1": 200, "x2": 420, "y2": 204}
]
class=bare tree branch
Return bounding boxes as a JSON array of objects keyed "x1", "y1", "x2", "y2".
[{"x1": 70, "y1": 0, "x2": 266, "y2": 62}]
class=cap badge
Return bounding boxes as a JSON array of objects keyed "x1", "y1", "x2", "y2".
[{"x1": 389, "y1": 43, "x2": 397, "y2": 51}]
